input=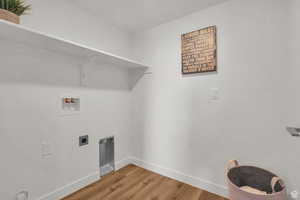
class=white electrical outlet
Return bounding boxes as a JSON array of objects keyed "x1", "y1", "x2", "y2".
[
  {"x1": 291, "y1": 190, "x2": 299, "y2": 200},
  {"x1": 41, "y1": 142, "x2": 52, "y2": 157},
  {"x1": 16, "y1": 191, "x2": 28, "y2": 200}
]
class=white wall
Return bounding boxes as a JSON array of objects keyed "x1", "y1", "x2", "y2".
[
  {"x1": 132, "y1": 0, "x2": 297, "y2": 196},
  {"x1": 22, "y1": 0, "x2": 133, "y2": 58},
  {"x1": 287, "y1": 0, "x2": 300, "y2": 125},
  {"x1": 0, "y1": 41, "x2": 134, "y2": 200},
  {"x1": 0, "y1": 1, "x2": 134, "y2": 199},
  {"x1": 285, "y1": 0, "x2": 300, "y2": 191}
]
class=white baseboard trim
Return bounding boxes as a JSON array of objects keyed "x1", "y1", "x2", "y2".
[
  {"x1": 36, "y1": 171, "x2": 100, "y2": 200},
  {"x1": 129, "y1": 157, "x2": 228, "y2": 198},
  {"x1": 36, "y1": 158, "x2": 131, "y2": 200},
  {"x1": 115, "y1": 157, "x2": 132, "y2": 170}
]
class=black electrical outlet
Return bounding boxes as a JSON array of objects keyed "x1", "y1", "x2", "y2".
[{"x1": 79, "y1": 135, "x2": 89, "y2": 146}]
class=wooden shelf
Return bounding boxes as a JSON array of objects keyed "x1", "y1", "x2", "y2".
[{"x1": 0, "y1": 20, "x2": 149, "y2": 89}]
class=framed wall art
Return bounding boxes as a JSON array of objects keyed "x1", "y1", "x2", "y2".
[{"x1": 181, "y1": 26, "x2": 217, "y2": 74}]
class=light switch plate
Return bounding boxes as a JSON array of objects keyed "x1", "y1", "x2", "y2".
[{"x1": 210, "y1": 88, "x2": 219, "y2": 101}]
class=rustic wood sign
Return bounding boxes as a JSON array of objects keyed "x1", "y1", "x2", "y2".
[{"x1": 181, "y1": 26, "x2": 217, "y2": 74}]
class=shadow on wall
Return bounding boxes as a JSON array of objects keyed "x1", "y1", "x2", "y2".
[
  {"x1": 182, "y1": 71, "x2": 218, "y2": 78},
  {"x1": 0, "y1": 40, "x2": 131, "y2": 91}
]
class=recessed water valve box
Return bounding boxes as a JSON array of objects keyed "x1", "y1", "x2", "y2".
[{"x1": 62, "y1": 97, "x2": 80, "y2": 112}]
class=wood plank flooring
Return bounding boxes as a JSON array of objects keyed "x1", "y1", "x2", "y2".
[{"x1": 62, "y1": 164, "x2": 227, "y2": 200}]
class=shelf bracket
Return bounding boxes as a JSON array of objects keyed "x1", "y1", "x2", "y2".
[
  {"x1": 286, "y1": 127, "x2": 300, "y2": 137},
  {"x1": 79, "y1": 55, "x2": 97, "y2": 87},
  {"x1": 129, "y1": 67, "x2": 149, "y2": 89}
]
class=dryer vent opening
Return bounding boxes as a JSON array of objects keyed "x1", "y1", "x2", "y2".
[{"x1": 99, "y1": 136, "x2": 115, "y2": 177}]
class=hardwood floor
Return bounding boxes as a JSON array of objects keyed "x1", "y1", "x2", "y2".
[{"x1": 62, "y1": 165, "x2": 227, "y2": 200}]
